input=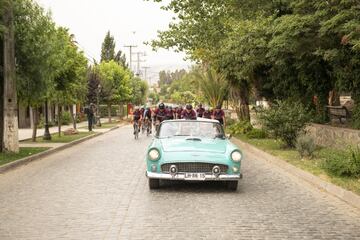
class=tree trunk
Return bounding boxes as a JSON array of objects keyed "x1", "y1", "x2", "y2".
[
  {"x1": 70, "y1": 105, "x2": 76, "y2": 129},
  {"x1": 108, "y1": 104, "x2": 112, "y2": 123},
  {"x1": 57, "y1": 105, "x2": 61, "y2": 137},
  {"x1": 0, "y1": 35, "x2": 3, "y2": 152},
  {"x1": 3, "y1": 2, "x2": 19, "y2": 152},
  {"x1": 31, "y1": 107, "x2": 38, "y2": 142},
  {"x1": 329, "y1": 90, "x2": 340, "y2": 106}
]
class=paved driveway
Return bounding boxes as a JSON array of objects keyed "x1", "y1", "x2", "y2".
[{"x1": 1, "y1": 125, "x2": 360, "y2": 239}]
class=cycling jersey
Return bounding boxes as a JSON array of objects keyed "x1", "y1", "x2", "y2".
[
  {"x1": 133, "y1": 110, "x2": 142, "y2": 121},
  {"x1": 166, "y1": 109, "x2": 174, "y2": 120},
  {"x1": 213, "y1": 109, "x2": 225, "y2": 124},
  {"x1": 143, "y1": 109, "x2": 152, "y2": 119},
  {"x1": 181, "y1": 109, "x2": 197, "y2": 120},
  {"x1": 154, "y1": 108, "x2": 168, "y2": 122},
  {"x1": 196, "y1": 107, "x2": 205, "y2": 117},
  {"x1": 203, "y1": 110, "x2": 212, "y2": 119}
]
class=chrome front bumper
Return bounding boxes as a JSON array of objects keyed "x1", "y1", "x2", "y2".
[{"x1": 146, "y1": 171, "x2": 242, "y2": 181}]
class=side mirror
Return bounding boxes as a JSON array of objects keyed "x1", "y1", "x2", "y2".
[{"x1": 226, "y1": 133, "x2": 232, "y2": 139}]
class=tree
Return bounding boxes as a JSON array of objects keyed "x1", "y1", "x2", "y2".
[
  {"x1": 2, "y1": 0, "x2": 19, "y2": 152},
  {"x1": 87, "y1": 65, "x2": 100, "y2": 105},
  {"x1": 131, "y1": 77, "x2": 149, "y2": 105},
  {"x1": 98, "y1": 60, "x2": 132, "y2": 122},
  {"x1": 115, "y1": 50, "x2": 128, "y2": 68},
  {"x1": 101, "y1": 31, "x2": 115, "y2": 62},
  {"x1": 193, "y1": 67, "x2": 228, "y2": 108}
]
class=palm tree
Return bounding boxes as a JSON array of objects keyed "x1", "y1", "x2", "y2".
[{"x1": 193, "y1": 67, "x2": 229, "y2": 108}]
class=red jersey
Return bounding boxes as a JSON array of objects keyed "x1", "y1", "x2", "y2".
[
  {"x1": 203, "y1": 110, "x2": 212, "y2": 119},
  {"x1": 213, "y1": 109, "x2": 225, "y2": 120},
  {"x1": 154, "y1": 108, "x2": 168, "y2": 122},
  {"x1": 133, "y1": 110, "x2": 142, "y2": 120},
  {"x1": 181, "y1": 109, "x2": 197, "y2": 120},
  {"x1": 196, "y1": 107, "x2": 205, "y2": 117}
]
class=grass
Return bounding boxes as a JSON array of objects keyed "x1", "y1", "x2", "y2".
[
  {"x1": 0, "y1": 147, "x2": 50, "y2": 166},
  {"x1": 23, "y1": 131, "x2": 95, "y2": 143},
  {"x1": 236, "y1": 134, "x2": 360, "y2": 195}
]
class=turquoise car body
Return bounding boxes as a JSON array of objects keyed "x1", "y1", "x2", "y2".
[{"x1": 145, "y1": 119, "x2": 243, "y2": 185}]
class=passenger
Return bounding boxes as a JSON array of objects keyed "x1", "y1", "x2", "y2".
[
  {"x1": 181, "y1": 104, "x2": 197, "y2": 120},
  {"x1": 212, "y1": 105, "x2": 226, "y2": 127},
  {"x1": 203, "y1": 106, "x2": 212, "y2": 119},
  {"x1": 196, "y1": 104, "x2": 205, "y2": 118}
]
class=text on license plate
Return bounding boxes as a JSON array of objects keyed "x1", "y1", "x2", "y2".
[{"x1": 184, "y1": 173, "x2": 206, "y2": 180}]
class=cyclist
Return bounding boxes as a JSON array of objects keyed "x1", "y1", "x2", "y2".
[
  {"x1": 153, "y1": 103, "x2": 168, "y2": 123},
  {"x1": 166, "y1": 106, "x2": 175, "y2": 120},
  {"x1": 213, "y1": 104, "x2": 226, "y2": 127},
  {"x1": 203, "y1": 106, "x2": 212, "y2": 119},
  {"x1": 181, "y1": 104, "x2": 197, "y2": 120},
  {"x1": 196, "y1": 103, "x2": 205, "y2": 118},
  {"x1": 132, "y1": 106, "x2": 142, "y2": 134},
  {"x1": 143, "y1": 106, "x2": 152, "y2": 134},
  {"x1": 176, "y1": 105, "x2": 183, "y2": 119}
]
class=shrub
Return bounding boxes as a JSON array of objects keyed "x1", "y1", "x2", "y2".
[
  {"x1": 225, "y1": 117, "x2": 236, "y2": 127},
  {"x1": 246, "y1": 128, "x2": 267, "y2": 139},
  {"x1": 296, "y1": 135, "x2": 316, "y2": 158},
  {"x1": 259, "y1": 100, "x2": 311, "y2": 148},
  {"x1": 61, "y1": 111, "x2": 72, "y2": 125},
  {"x1": 351, "y1": 104, "x2": 360, "y2": 129},
  {"x1": 227, "y1": 121, "x2": 253, "y2": 135},
  {"x1": 322, "y1": 147, "x2": 360, "y2": 178}
]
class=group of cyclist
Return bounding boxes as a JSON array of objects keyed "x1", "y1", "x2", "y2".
[{"x1": 132, "y1": 103, "x2": 226, "y2": 136}]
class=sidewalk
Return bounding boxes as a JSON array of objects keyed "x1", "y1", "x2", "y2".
[{"x1": 18, "y1": 118, "x2": 112, "y2": 141}]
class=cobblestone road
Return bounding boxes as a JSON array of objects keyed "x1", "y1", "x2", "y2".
[{"x1": 1, "y1": 125, "x2": 360, "y2": 240}]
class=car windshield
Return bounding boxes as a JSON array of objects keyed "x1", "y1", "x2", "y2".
[{"x1": 158, "y1": 121, "x2": 224, "y2": 139}]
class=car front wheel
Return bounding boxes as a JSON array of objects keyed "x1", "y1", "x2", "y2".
[
  {"x1": 227, "y1": 181, "x2": 238, "y2": 191},
  {"x1": 149, "y1": 179, "x2": 160, "y2": 189}
]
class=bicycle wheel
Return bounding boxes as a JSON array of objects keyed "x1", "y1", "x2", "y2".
[{"x1": 134, "y1": 123, "x2": 139, "y2": 139}]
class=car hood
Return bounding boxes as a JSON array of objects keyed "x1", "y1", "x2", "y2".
[{"x1": 160, "y1": 137, "x2": 227, "y2": 153}]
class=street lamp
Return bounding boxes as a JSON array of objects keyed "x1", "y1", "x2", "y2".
[
  {"x1": 43, "y1": 100, "x2": 51, "y2": 140},
  {"x1": 96, "y1": 84, "x2": 102, "y2": 127}
]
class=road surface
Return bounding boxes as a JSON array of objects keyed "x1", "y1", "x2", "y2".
[{"x1": 1, "y1": 125, "x2": 360, "y2": 239}]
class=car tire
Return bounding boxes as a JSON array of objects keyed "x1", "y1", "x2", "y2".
[
  {"x1": 149, "y1": 179, "x2": 160, "y2": 189},
  {"x1": 227, "y1": 181, "x2": 238, "y2": 191}
]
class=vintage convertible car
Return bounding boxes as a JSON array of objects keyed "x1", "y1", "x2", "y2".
[{"x1": 145, "y1": 118, "x2": 243, "y2": 190}]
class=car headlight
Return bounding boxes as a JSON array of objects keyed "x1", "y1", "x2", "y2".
[
  {"x1": 148, "y1": 149, "x2": 160, "y2": 161},
  {"x1": 231, "y1": 151, "x2": 242, "y2": 162}
]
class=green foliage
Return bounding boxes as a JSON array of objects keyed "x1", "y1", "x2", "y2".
[
  {"x1": 193, "y1": 67, "x2": 228, "y2": 108},
  {"x1": 97, "y1": 60, "x2": 132, "y2": 105},
  {"x1": 246, "y1": 128, "x2": 267, "y2": 139},
  {"x1": 99, "y1": 105, "x2": 118, "y2": 117},
  {"x1": 259, "y1": 100, "x2": 311, "y2": 148},
  {"x1": 225, "y1": 117, "x2": 236, "y2": 127},
  {"x1": 61, "y1": 111, "x2": 71, "y2": 125},
  {"x1": 351, "y1": 104, "x2": 360, "y2": 129},
  {"x1": 322, "y1": 147, "x2": 360, "y2": 178},
  {"x1": 296, "y1": 135, "x2": 316, "y2": 158},
  {"x1": 227, "y1": 121, "x2": 253, "y2": 135},
  {"x1": 101, "y1": 31, "x2": 116, "y2": 62},
  {"x1": 131, "y1": 77, "x2": 149, "y2": 105}
]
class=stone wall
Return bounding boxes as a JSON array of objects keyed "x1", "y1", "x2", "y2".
[{"x1": 306, "y1": 124, "x2": 360, "y2": 149}]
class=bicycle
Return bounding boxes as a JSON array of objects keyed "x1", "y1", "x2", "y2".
[
  {"x1": 134, "y1": 120, "x2": 140, "y2": 140},
  {"x1": 144, "y1": 118, "x2": 151, "y2": 136}
]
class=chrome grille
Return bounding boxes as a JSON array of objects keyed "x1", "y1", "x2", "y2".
[{"x1": 161, "y1": 162, "x2": 228, "y2": 173}]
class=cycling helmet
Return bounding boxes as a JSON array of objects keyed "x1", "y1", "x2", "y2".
[
  {"x1": 186, "y1": 104, "x2": 193, "y2": 110},
  {"x1": 134, "y1": 106, "x2": 140, "y2": 110},
  {"x1": 159, "y1": 103, "x2": 165, "y2": 109}
]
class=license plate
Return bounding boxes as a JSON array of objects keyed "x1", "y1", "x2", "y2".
[{"x1": 184, "y1": 173, "x2": 206, "y2": 181}]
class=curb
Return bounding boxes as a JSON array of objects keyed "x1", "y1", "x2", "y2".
[
  {"x1": 0, "y1": 125, "x2": 123, "y2": 174},
  {"x1": 232, "y1": 138, "x2": 360, "y2": 210}
]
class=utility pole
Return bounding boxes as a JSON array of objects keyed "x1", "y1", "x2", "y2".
[
  {"x1": 124, "y1": 45, "x2": 137, "y2": 72},
  {"x1": 142, "y1": 66, "x2": 150, "y2": 85},
  {"x1": 3, "y1": 1, "x2": 19, "y2": 153},
  {"x1": 133, "y1": 51, "x2": 146, "y2": 76}
]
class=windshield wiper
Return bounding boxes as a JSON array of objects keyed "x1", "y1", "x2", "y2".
[{"x1": 173, "y1": 134, "x2": 190, "y2": 137}]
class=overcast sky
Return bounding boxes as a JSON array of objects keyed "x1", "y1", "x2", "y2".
[{"x1": 35, "y1": 0, "x2": 192, "y2": 84}]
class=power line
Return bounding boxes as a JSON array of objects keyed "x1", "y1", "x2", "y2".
[{"x1": 124, "y1": 45, "x2": 137, "y2": 72}]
